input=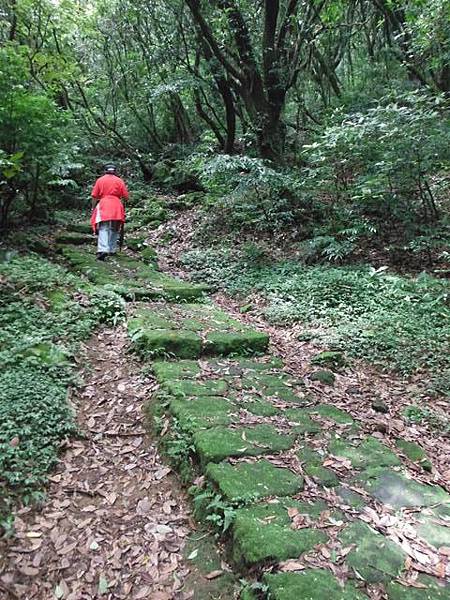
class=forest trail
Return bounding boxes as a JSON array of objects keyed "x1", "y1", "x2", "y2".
[
  {"x1": 1, "y1": 326, "x2": 194, "y2": 600},
  {"x1": 2, "y1": 231, "x2": 450, "y2": 600}
]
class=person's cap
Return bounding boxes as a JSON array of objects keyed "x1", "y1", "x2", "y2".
[{"x1": 104, "y1": 163, "x2": 117, "y2": 173}]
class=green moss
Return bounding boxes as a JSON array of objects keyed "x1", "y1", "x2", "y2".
[
  {"x1": 286, "y1": 409, "x2": 322, "y2": 434},
  {"x1": 233, "y1": 518, "x2": 326, "y2": 566},
  {"x1": 415, "y1": 514, "x2": 450, "y2": 548},
  {"x1": 339, "y1": 521, "x2": 406, "y2": 583},
  {"x1": 264, "y1": 569, "x2": 368, "y2": 600},
  {"x1": 194, "y1": 424, "x2": 296, "y2": 464},
  {"x1": 310, "y1": 370, "x2": 336, "y2": 385},
  {"x1": 360, "y1": 470, "x2": 450, "y2": 509},
  {"x1": 311, "y1": 351, "x2": 346, "y2": 369},
  {"x1": 204, "y1": 331, "x2": 269, "y2": 357},
  {"x1": 305, "y1": 464, "x2": 339, "y2": 487},
  {"x1": 170, "y1": 396, "x2": 235, "y2": 431},
  {"x1": 336, "y1": 486, "x2": 366, "y2": 508},
  {"x1": 55, "y1": 232, "x2": 94, "y2": 245},
  {"x1": 152, "y1": 360, "x2": 201, "y2": 382},
  {"x1": 130, "y1": 328, "x2": 202, "y2": 359},
  {"x1": 329, "y1": 437, "x2": 401, "y2": 469},
  {"x1": 386, "y1": 578, "x2": 450, "y2": 600},
  {"x1": 395, "y1": 439, "x2": 432, "y2": 471},
  {"x1": 183, "y1": 531, "x2": 241, "y2": 599},
  {"x1": 306, "y1": 405, "x2": 354, "y2": 425},
  {"x1": 66, "y1": 222, "x2": 92, "y2": 234},
  {"x1": 126, "y1": 235, "x2": 147, "y2": 251},
  {"x1": 241, "y1": 395, "x2": 280, "y2": 417},
  {"x1": 163, "y1": 379, "x2": 228, "y2": 398},
  {"x1": 206, "y1": 459, "x2": 303, "y2": 503}
]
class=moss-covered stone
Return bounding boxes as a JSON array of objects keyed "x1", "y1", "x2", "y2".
[
  {"x1": 152, "y1": 360, "x2": 201, "y2": 382},
  {"x1": 286, "y1": 409, "x2": 322, "y2": 434},
  {"x1": 310, "y1": 370, "x2": 336, "y2": 385},
  {"x1": 336, "y1": 486, "x2": 366, "y2": 508},
  {"x1": 206, "y1": 460, "x2": 303, "y2": 503},
  {"x1": 204, "y1": 331, "x2": 269, "y2": 357},
  {"x1": 305, "y1": 464, "x2": 340, "y2": 487},
  {"x1": 264, "y1": 569, "x2": 368, "y2": 600},
  {"x1": 232, "y1": 500, "x2": 327, "y2": 565},
  {"x1": 329, "y1": 437, "x2": 401, "y2": 470},
  {"x1": 386, "y1": 578, "x2": 450, "y2": 600},
  {"x1": 395, "y1": 439, "x2": 432, "y2": 471},
  {"x1": 339, "y1": 521, "x2": 406, "y2": 583},
  {"x1": 360, "y1": 470, "x2": 450, "y2": 509},
  {"x1": 130, "y1": 328, "x2": 202, "y2": 359},
  {"x1": 306, "y1": 405, "x2": 354, "y2": 425},
  {"x1": 163, "y1": 378, "x2": 228, "y2": 398},
  {"x1": 194, "y1": 424, "x2": 296, "y2": 464},
  {"x1": 241, "y1": 395, "x2": 280, "y2": 417},
  {"x1": 415, "y1": 514, "x2": 450, "y2": 548},
  {"x1": 311, "y1": 351, "x2": 346, "y2": 369},
  {"x1": 55, "y1": 232, "x2": 93, "y2": 245},
  {"x1": 66, "y1": 222, "x2": 92, "y2": 234},
  {"x1": 170, "y1": 396, "x2": 235, "y2": 432}
]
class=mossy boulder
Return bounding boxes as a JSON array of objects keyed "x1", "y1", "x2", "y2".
[
  {"x1": 194, "y1": 424, "x2": 296, "y2": 464},
  {"x1": 206, "y1": 460, "x2": 303, "y2": 503},
  {"x1": 339, "y1": 521, "x2": 406, "y2": 583},
  {"x1": 264, "y1": 569, "x2": 369, "y2": 600},
  {"x1": 241, "y1": 395, "x2": 280, "y2": 417},
  {"x1": 395, "y1": 439, "x2": 432, "y2": 471},
  {"x1": 336, "y1": 486, "x2": 366, "y2": 508}
]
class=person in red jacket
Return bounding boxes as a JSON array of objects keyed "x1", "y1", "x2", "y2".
[{"x1": 91, "y1": 163, "x2": 129, "y2": 260}]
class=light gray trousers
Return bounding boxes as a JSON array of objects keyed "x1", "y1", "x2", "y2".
[{"x1": 97, "y1": 220, "x2": 120, "y2": 254}]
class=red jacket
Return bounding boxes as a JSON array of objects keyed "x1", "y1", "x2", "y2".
[{"x1": 90, "y1": 174, "x2": 129, "y2": 232}]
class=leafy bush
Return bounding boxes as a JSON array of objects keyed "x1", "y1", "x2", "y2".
[
  {"x1": 0, "y1": 368, "x2": 76, "y2": 515},
  {"x1": 303, "y1": 92, "x2": 450, "y2": 231}
]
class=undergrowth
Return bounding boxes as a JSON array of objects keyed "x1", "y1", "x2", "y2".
[
  {"x1": 0, "y1": 253, "x2": 125, "y2": 530},
  {"x1": 182, "y1": 248, "x2": 450, "y2": 377}
]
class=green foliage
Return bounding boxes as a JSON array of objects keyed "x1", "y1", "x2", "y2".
[
  {"x1": 0, "y1": 253, "x2": 121, "y2": 523},
  {"x1": 182, "y1": 250, "x2": 450, "y2": 376}
]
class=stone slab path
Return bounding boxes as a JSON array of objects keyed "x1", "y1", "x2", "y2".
[{"x1": 3, "y1": 232, "x2": 449, "y2": 600}]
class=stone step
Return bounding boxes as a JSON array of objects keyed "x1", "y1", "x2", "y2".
[
  {"x1": 128, "y1": 304, "x2": 269, "y2": 358},
  {"x1": 59, "y1": 245, "x2": 208, "y2": 301}
]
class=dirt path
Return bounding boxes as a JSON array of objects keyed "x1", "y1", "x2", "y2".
[{"x1": 1, "y1": 326, "x2": 194, "y2": 600}]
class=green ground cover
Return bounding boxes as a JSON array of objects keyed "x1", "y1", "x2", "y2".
[
  {"x1": 0, "y1": 253, "x2": 126, "y2": 529},
  {"x1": 182, "y1": 250, "x2": 450, "y2": 378}
]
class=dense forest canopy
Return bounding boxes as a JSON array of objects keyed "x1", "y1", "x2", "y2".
[{"x1": 0, "y1": 0, "x2": 449, "y2": 266}]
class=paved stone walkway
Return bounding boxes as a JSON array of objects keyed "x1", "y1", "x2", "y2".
[{"x1": 33, "y1": 236, "x2": 450, "y2": 598}]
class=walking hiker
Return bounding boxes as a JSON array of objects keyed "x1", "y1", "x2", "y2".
[{"x1": 91, "y1": 163, "x2": 129, "y2": 260}]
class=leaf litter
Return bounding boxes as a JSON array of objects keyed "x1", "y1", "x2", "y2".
[{"x1": 0, "y1": 326, "x2": 195, "y2": 599}]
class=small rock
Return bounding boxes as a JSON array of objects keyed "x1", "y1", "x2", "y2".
[
  {"x1": 372, "y1": 399, "x2": 389, "y2": 413},
  {"x1": 310, "y1": 370, "x2": 335, "y2": 386}
]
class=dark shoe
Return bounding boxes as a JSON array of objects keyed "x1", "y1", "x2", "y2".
[{"x1": 96, "y1": 252, "x2": 107, "y2": 261}]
